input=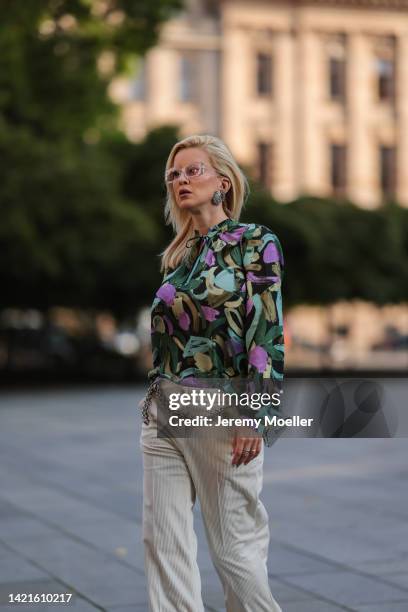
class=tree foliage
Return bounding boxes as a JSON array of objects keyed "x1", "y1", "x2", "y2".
[
  {"x1": 0, "y1": 0, "x2": 183, "y2": 315},
  {"x1": 243, "y1": 190, "x2": 408, "y2": 308}
]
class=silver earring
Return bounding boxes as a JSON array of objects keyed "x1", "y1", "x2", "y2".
[{"x1": 211, "y1": 190, "x2": 225, "y2": 206}]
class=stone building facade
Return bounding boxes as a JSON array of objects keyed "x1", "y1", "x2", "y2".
[{"x1": 110, "y1": 0, "x2": 408, "y2": 209}]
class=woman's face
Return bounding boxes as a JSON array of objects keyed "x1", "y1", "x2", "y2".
[{"x1": 170, "y1": 147, "x2": 229, "y2": 211}]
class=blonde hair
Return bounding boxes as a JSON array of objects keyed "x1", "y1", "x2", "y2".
[{"x1": 159, "y1": 134, "x2": 250, "y2": 274}]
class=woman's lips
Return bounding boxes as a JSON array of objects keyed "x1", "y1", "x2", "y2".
[{"x1": 180, "y1": 192, "x2": 192, "y2": 198}]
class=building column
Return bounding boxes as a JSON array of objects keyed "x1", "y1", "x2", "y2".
[
  {"x1": 220, "y1": 24, "x2": 252, "y2": 165},
  {"x1": 197, "y1": 49, "x2": 221, "y2": 136},
  {"x1": 396, "y1": 33, "x2": 408, "y2": 207},
  {"x1": 145, "y1": 47, "x2": 177, "y2": 125},
  {"x1": 296, "y1": 28, "x2": 323, "y2": 195},
  {"x1": 274, "y1": 30, "x2": 296, "y2": 201},
  {"x1": 347, "y1": 32, "x2": 375, "y2": 207}
]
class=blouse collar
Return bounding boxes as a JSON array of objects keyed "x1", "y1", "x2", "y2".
[{"x1": 187, "y1": 217, "x2": 237, "y2": 248}]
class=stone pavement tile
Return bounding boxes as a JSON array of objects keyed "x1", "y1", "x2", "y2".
[
  {"x1": 197, "y1": 573, "x2": 317, "y2": 609},
  {"x1": 282, "y1": 570, "x2": 408, "y2": 607},
  {"x1": 200, "y1": 569, "x2": 224, "y2": 605},
  {"x1": 0, "y1": 443, "x2": 139, "y2": 525},
  {"x1": 277, "y1": 600, "x2": 354, "y2": 611},
  {"x1": 383, "y1": 573, "x2": 408, "y2": 590},
  {"x1": 0, "y1": 551, "x2": 47, "y2": 582},
  {"x1": 49, "y1": 518, "x2": 144, "y2": 573},
  {"x1": 84, "y1": 491, "x2": 140, "y2": 522},
  {"x1": 193, "y1": 514, "x2": 220, "y2": 574},
  {"x1": 350, "y1": 521, "x2": 408, "y2": 558},
  {"x1": 270, "y1": 521, "x2": 391, "y2": 565},
  {"x1": 262, "y1": 439, "x2": 395, "y2": 480},
  {"x1": 271, "y1": 489, "x2": 396, "y2": 535},
  {"x1": 199, "y1": 569, "x2": 224, "y2": 605},
  {"x1": 263, "y1": 479, "x2": 407, "y2": 550},
  {"x1": 272, "y1": 514, "x2": 408, "y2": 564},
  {"x1": 350, "y1": 557, "x2": 408, "y2": 576},
  {"x1": 267, "y1": 492, "x2": 405, "y2": 564},
  {"x1": 197, "y1": 547, "x2": 217, "y2": 573},
  {"x1": 0, "y1": 500, "x2": 27, "y2": 521},
  {"x1": 0, "y1": 515, "x2": 62, "y2": 542},
  {"x1": 202, "y1": 587, "x2": 224, "y2": 610},
  {"x1": 268, "y1": 577, "x2": 321, "y2": 603},
  {"x1": 0, "y1": 439, "x2": 143, "y2": 502},
  {"x1": 0, "y1": 482, "x2": 121, "y2": 526},
  {"x1": 5, "y1": 534, "x2": 147, "y2": 608},
  {"x1": 293, "y1": 476, "x2": 408, "y2": 522},
  {"x1": 105, "y1": 605, "x2": 149, "y2": 612},
  {"x1": 268, "y1": 541, "x2": 341, "y2": 576},
  {"x1": 353, "y1": 603, "x2": 408, "y2": 612},
  {"x1": 263, "y1": 435, "x2": 405, "y2": 473}
]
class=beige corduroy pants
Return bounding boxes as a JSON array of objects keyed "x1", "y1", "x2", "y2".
[{"x1": 139, "y1": 396, "x2": 282, "y2": 612}]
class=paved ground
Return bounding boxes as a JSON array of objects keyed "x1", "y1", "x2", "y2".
[{"x1": 0, "y1": 385, "x2": 407, "y2": 612}]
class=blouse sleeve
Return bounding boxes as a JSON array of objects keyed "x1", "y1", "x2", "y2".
[{"x1": 241, "y1": 224, "x2": 285, "y2": 444}]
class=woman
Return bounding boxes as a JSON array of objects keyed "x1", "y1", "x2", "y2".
[{"x1": 139, "y1": 134, "x2": 284, "y2": 612}]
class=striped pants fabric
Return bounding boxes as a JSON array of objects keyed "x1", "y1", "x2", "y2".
[{"x1": 139, "y1": 397, "x2": 282, "y2": 612}]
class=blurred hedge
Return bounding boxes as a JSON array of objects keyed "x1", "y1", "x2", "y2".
[{"x1": 243, "y1": 190, "x2": 408, "y2": 307}]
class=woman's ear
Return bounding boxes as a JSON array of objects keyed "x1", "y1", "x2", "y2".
[{"x1": 221, "y1": 177, "x2": 231, "y2": 194}]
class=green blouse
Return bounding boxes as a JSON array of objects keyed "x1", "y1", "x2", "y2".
[{"x1": 147, "y1": 217, "x2": 284, "y2": 446}]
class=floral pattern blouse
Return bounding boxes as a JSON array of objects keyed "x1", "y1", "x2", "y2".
[{"x1": 147, "y1": 217, "x2": 284, "y2": 446}]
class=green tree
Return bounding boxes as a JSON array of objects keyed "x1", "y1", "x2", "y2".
[
  {"x1": 0, "y1": 0, "x2": 183, "y2": 314},
  {"x1": 243, "y1": 191, "x2": 408, "y2": 307}
]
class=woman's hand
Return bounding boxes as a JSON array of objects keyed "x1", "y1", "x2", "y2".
[{"x1": 231, "y1": 428, "x2": 262, "y2": 466}]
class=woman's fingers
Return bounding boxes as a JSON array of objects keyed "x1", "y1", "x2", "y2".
[
  {"x1": 231, "y1": 435, "x2": 244, "y2": 466},
  {"x1": 231, "y1": 435, "x2": 262, "y2": 466},
  {"x1": 243, "y1": 438, "x2": 261, "y2": 465}
]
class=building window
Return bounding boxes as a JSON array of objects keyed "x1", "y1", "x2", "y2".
[
  {"x1": 380, "y1": 146, "x2": 396, "y2": 199},
  {"x1": 373, "y1": 37, "x2": 395, "y2": 103},
  {"x1": 329, "y1": 57, "x2": 346, "y2": 101},
  {"x1": 376, "y1": 57, "x2": 395, "y2": 101},
  {"x1": 129, "y1": 60, "x2": 146, "y2": 101},
  {"x1": 179, "y1": 52, "x2": 196, "y2": 102},
  {"x1": 330, "y1": 144, "x2": 347, "y2": 194},
  {"x1": 326, "y1": 35, "x2": 346, "y2": 102},
  {"x1": 257, "y1": 142, "x2": 273, "y2": 188},
  {"x1": 256, "y1": 52, "x2": 273, "y2": 96}
]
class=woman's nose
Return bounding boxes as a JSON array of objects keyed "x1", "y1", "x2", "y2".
[{"x1": 178, "y1": 172, "x2": 189, "y2": 184}]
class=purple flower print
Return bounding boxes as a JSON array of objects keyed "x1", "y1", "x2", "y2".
[
  {"x1": 156, "y1": 283, "x2": 176, "y2": 306},
  {"x1": 219, "y1": 226, "x2": 246, "y2": 244},
  {"x1": 264, "y1": 241, "x2": 281, "y2": 264},
  {"x1": 247, "y1": 272, "x2": 279, "y2": 284},
  {"x1": 249, "y1": 345, "x2": 268, "y2": 372},
  {"x1": 163, "y1": 315, "x2": 174, "y2": 335},
  {"x1": 202, "y1": 306, "x2": 219, "y2": 322},
  {"x1": 178, "y1": 311, "x2": 190, "y2": 331},
  {"x1": 246, "y1": 297, "x2": 253, "y2": 316},
  {"x1": 205, "y1": 249, "x2": 215, "y2": 266}
]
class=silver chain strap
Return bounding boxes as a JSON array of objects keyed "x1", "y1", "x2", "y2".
[
  {"x1": 141, "y1": 378, "x2": 232, "y2": 425},
  {"x1": 141, "y1": 378, "x2": 162, "y2": 425}
]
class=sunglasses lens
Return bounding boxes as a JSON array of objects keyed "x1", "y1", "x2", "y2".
[
  {"x1": 166, "y1": 170, "x2": 179, "y2": 182},
  {"x1": 166, "y1": 163, "x2": 203, "y2": 182},
  {"x1": 186, "y1": 164, "x2": 201, "y2": 177}
]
